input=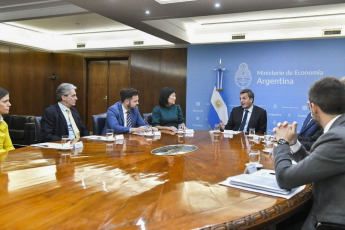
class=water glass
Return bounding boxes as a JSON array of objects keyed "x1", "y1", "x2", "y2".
[
  {"x1": 265, "y1": 140, "x2": 274, "y2": 149},
  {"x1": 106, "y1": 129, "x2": 114, "y2": 140},
  {"x1": 61, "y1": 135, "x2": 70, "y2": 148},
  {"x1": 145, "y1": 126, "x2": 153, "y2": 135},
  {"x1": 264, "y1": 131, "x2": 271, "y2": 142},
  {"x1": 178, "y1": 124, "x2": 183, "y2": 132},
  {"x1": 213, "y1": 124, "x2": 221, "y2": 141},
  {"x1": 249, "y1": 150, "x2": 260, "y2": 166},
  {"x1": 249, "y1": 128, "x2": 255, "y2": 136}
]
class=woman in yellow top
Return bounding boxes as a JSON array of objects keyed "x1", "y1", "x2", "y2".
[{"x1": 0, "y1": 87, "x2": 14, "y2": 153}]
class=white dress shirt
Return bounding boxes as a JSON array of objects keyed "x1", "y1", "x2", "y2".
[{"x1": 58, "y1": 102, "x2": 75, "y2": 139}]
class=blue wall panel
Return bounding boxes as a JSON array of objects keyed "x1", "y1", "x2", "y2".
[{"x1": 186, "y1": 38, "x2": 345, "y2": 132}]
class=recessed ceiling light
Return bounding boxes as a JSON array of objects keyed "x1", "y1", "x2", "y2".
[
  {"x1": 155, "y1": 0, "x2": 196, "y2": 4},
  {"x1": 145, "y1": 10, "x2": 150, "y2": 15},
  {"x1": 215, "y1": 3, "x2": 221, "y2": 8}
]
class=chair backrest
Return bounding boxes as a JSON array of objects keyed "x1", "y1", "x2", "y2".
[
  {"x1": 3, "y1": 114, "x2": 36, "y2": 147},
  {"x1": 143, "y1": 113, "x2": 152, "y2": 125},
  {"x1": 92, "y1": 113, "x2": 107, "y2": 135},
  {"x1": 34, "y1": 116, "x2": 42, "y2": 143}
]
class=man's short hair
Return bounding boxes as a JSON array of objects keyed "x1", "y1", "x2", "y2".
[
  {"x1": 56, "y1": 83, "x2": 76, "y2": 102},
  {"x1": 120, "y1": 88, "x2": 139, "y2": 103},
  {"x1": 240, "y1": 89, "x2": 254, "y2": 102},
  {"x1": 159, "y1": 87, "x2": 176, "y2": 107},
  {"x1": 308, "y1": 77, "x2": 345, "y2": 115}
]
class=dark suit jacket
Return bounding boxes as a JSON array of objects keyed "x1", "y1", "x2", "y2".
[
  {"x1": 274, "y1": 114, "x2": 345, "y2": 230},
  {"x1": 40, "y1": 104, "x2": 89, "y2": 142},
  {"x1": 102, "y1": 101, "x2": 147, "y2": 134},
  {"x1": 224, "y1": 105, "x2": 267, "y2": 134},
  {"x1": 299, "y1": 112, "x2": 322, "y2": 137}
]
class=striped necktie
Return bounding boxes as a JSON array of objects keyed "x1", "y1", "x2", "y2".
[
  {"x1": 67, "y1": 108, "x2": 80, "y2": 138},
  {"x1": 126, "y1": 111, "x2": 132, "y2": 127}
]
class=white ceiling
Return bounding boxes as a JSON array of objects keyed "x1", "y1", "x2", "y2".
[{"x1": 1, "y1": 0, "x2": 345, "y2": 51}]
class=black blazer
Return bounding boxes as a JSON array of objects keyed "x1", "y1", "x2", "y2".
[
  {"x1": 40, "y1": 104, "x2": 89, "y2": 142},
  {"x1": 225, "y1": 105, "x2": 267, "y2": 134}
]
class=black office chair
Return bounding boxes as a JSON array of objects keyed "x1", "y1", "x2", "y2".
[
  {"x1": 316, "y1": 222, "x2": 345, "y2": 230},
  {"x1": 92, "y1": 113, "x2": 107, "y2": 135},
  {"x1": 34, "y1": 116, "x2": 42, "y2": 143},
  {"x1": 142, "y1": 113, "x2": 152, "y2": 125}
]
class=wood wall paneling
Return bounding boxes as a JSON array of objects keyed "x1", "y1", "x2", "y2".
[
  {"x1": 108, "y1": 59, "x2": 130, "y2": 105},
  {"x1": 9, "y1": 47, "x2": 53, "y2": 116},
  {"x1": 0, "y1": 45, "x2": 187, "y2": 129},
  {"x1": 52, "y1": 52, "x2": 86, "y2": 121},
  {"x1": 130, "y1": 49, "x2": 187, "y2": 117},
  {"x1": 0, "y1": 45, "x2": 10, "y2": 90}
]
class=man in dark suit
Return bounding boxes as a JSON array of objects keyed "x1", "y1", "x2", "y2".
[
  {"x1": 297, "y1": 112, "x2": 323, "y2": 151},
  {"x1": 102, "y1": 88, "x2": 157, "y2": 134},
  {"x1": 223, "y1": 89, "x2": 267, "y2": 134},
  {"x1": 40, "y1": 83, "x2": 89, "y2": 142},
  {"x1": 273, "y1": 77, "x2": 345, "y2": 230}
]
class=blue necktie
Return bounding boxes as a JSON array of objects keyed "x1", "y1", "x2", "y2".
[{"x1": 239, "y1": 110, "x2": 249, "y2": 132}]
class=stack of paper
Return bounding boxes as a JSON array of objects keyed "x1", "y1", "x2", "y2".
[{"x1": 220, "y1": 169, "x2": 305, "y2": 199}]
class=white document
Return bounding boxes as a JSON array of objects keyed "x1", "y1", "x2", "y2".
[
  {"x1": 220, "y1": 169, "x2": 305, "y2": 199},
  {"x1": 83, "y1": 135, "x2": 117, "y2": 141},
  {"x1": 31, "y1": 142, "x2": 73, "y2": 150},
  {"x1": 223, "y1": 130, "x2": 241, "y2": 135},
  {"x1": 174, "y1": 129, "x2": 194, "y2": 134}
]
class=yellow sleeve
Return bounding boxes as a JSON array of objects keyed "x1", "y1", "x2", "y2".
[{"x1": 2, "y1": 122, "x2": 14, "y2": 152}]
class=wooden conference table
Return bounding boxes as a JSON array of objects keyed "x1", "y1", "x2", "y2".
[{"x1": 0, "y1": 131, "x2": 311, "y2": 229}]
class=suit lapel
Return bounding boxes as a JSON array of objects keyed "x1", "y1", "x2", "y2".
[
  {"x1": 118, "y1": 103, "x2": 125, "y2": 126},
  {"x1": 247, "y1": 106, "x2": 256, "y2": 130},
  {"x1": 56, "y1": 104, "x2": 68, "y2": 130},
  {"x1": 300, "y1": 113, "x2": 312, "y2": 134}
]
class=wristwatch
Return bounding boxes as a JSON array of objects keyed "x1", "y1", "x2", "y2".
[{"x1": 277, "y1": 139, "x2": 289, "y2": 145}]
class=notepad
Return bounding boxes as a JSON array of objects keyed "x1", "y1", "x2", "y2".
[{"x1": 220, "y1": 169, "x2": 305, "y2": 199}]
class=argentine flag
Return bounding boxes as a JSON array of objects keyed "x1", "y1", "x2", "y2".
[{"x1": 208, "y1": 86, "x2": 229, "y2": 128}]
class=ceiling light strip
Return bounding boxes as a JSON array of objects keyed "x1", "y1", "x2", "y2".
[
  {"x1": 201, "y1": 12, "x2": 345, "y2": 26},
  {"x1": 155, "y1": 0, "x2": 196, "y2": 4}
]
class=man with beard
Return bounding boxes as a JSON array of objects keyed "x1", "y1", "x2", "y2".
[
  {"x1": 102, "y1": 88, "x2": 155, "y2": 134},
  {"x1": 223, "y1": 89, "x2": 267, "y2": 134},
  {"x1": 273, "y1": 77, "x2": 345, "y2": 230}
]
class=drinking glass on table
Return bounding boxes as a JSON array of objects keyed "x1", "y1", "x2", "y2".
[
  {"x1": 249, "y1": 150, "x2": 261, "y2": 167},
  {"x1": 61, "y1": 135, "x2": 70, "y2": 148},
  {"x1": 214, "y1": 124, "x2": 221, "y2": 141},
  {"x1": 145, "y1": 126, "x2": 153, "y2": 135},
  {"x1": 249, "y1": 128, "x2": 255, "y2": 136},
  {"x1": 178, "y1": 124, "x2": 184, "y2": 132},
  {"x1": 265, "y1": 140, "x2": 274, "y2": 149},
  {"x1": 106, "y1": 129, "x2": 114, "y2": 140},
  {"x1": 264, "y1": 131, "x2": 271, "y2": 142}
]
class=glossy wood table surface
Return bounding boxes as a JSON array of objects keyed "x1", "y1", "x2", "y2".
[{"x1": 0, "y1": 131, "x2": 311, "y2": 229}]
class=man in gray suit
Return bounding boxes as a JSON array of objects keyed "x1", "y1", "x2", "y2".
[{"x1": 273, "y1": 77, "x2": 345, "y2": 230}]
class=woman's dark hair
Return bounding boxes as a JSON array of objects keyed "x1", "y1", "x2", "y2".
[
  {"x1": 159, "y1": 87, "x2": 176, "y2": 107},
  {"x1": 0, "y1": 87, "x2": 9, "y2": 99}
]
